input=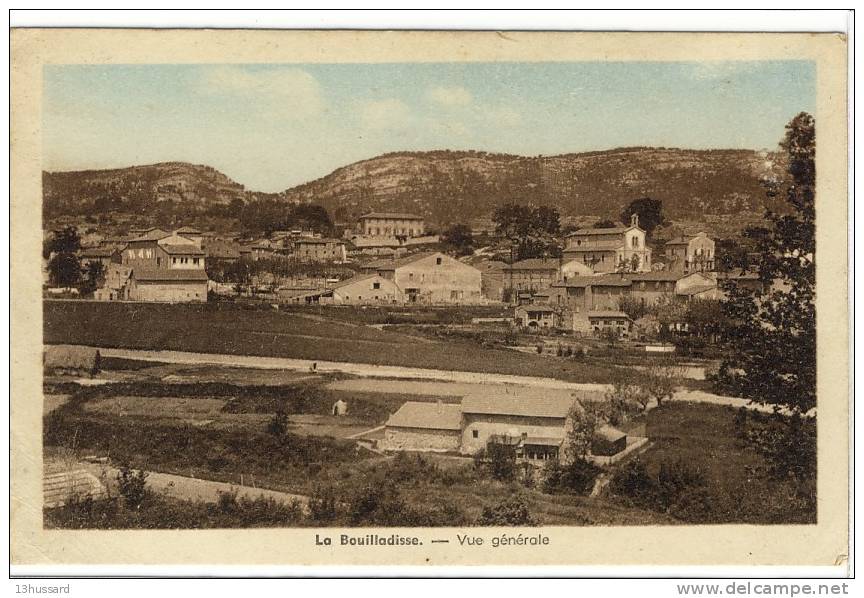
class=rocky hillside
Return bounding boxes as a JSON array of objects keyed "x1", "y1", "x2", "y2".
[
  {"x1": 43, "y1": 147, "x2": 786, "y2": 228},
  {"x1": 279, "y1": 148, "x2": 785, "y2": 226},
  {"x1": 43, "y1": 162, "x2": 249, "y2": 221}
]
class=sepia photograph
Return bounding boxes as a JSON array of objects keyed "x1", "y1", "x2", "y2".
[{"x1": 10, "y1": 25, "x2": 850, "y2": 569}]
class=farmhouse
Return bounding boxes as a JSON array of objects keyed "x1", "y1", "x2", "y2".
[
  {"x1": 93, "y1": 264, "x2": 133, "y2": 301},
  {"x1": 514, "y1": 304, "x2": 560, "y2": 330},
  {"x1": 292, "y1": 237, "x2": 347, "y2": 263},
  {"x1": 627, "y1": 271, "x2": 682, "y2": 305},
  {"x1": 79, "y1": 247, "x2": 121, "y2": 268},
  {"x1": 460, "y1": 393, "x2": 577, "y2": 457},
  {"x1": 369, "y1": 251, "x2": 483, "y2": 304},
  {"x1": 358, "y1": 212, "x2": 425, "y2": 238},
  {"x1": 502, "y1": 258, "x2": 563, "y2": 295},
  {"x1": 587, "y1": 311, "x2": 633, "y2": 338},
  {"x1": 329, "y1": 274, "x2": 402, "y2": 304},
  {"x1": 383, "y1": 401, "x2": 463, "y2": 452},
  {"x1": 562, "y1": 214, "x2": 652, "y2": 273},
  {"x1": 128, "y1": 268, "x2": 209, "y2": 302}
]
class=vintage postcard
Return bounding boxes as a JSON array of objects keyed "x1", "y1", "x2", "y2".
[{"x1": 10, "y1": 29, "x2": 849, "y2": 570}]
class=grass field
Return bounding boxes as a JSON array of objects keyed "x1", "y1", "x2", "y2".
[
  {"x1": 44, "y1": 300, "x2": 618, "y2": 383},
  {"x1": 626, "y1": 403, "x2": 816, "y2": 524}
]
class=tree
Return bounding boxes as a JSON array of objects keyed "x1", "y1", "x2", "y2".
[
  {"x1": 441, "y1": 224, "x2": 474, "y2": 256},
  {"x1": 716, "y1": 112, "x2": 815, "y2": 415},
  {"x1": 117, "y1": 466, "x2": 149, "y2": 510},
  {"x1": 47, "y1": 226, "x2": 82, "y2": 255},
  {"x1": 643, "y1": 360, "x2": 684, "y2": 407},
  {"x1": 493, "y1": 202, "x2": 561, "y2": 262},
  {"x1": 48, "y1": 252, "x2": 81, "y2": 288},
  {"x1": 620, "y1": 197, "x2": 665, "y2": 237},
  {"x1": 604, "y1": 369, "x2": 651, "y2": 417},
  {"x1": 79, "y1": 261, "x2": 106, "y2": 296},
  {"x1": 564, "y1": 399, "x2": 602, "y2": 461}
]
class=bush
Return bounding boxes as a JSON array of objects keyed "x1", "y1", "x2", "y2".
[
  {"x1": 117, "y1": 466, "x2": 148, "y2": 510},
  {"x1": 608, "y1": 459, "x2": 655, "y2": 501},
  {"x1": 485, "y1": 443, "x2": 517, "y2": 481},
  {"x1": 266, "y1": 411, "x2": 288, "y2": 436},
  {"x1": 543, "y1": 457, "x2": 602, "y2": 495},
  {"x1": 308, "y1": 485, "x2": 341, "y2": 523},
  {"x1": 477, "y1": 495, "x2": 537, "y2": 526},
  {"x1": 608, "y1": 458, "x2": 710, "y2": 521}
]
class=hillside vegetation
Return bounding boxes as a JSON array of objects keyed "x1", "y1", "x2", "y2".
[{"x1": 43, "y1": 147, "x2": 785, "y2": 231}]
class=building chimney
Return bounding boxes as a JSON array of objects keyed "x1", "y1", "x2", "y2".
[{"x1": 631, "y1": 213, "x2": 639, "y2": 228}]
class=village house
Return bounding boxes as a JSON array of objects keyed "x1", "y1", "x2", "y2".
[
  {"x1": 514, "y1": 304, "x2": 561, "y2": 330},
  {"x1": 627, "y1": 271, "x2": 683, "y2": 306},
  {"x1": 357, "y1": 212, "x2": 425, "y2": 237},
  {"x1": 664, "y1": 232, "x2": 715, "y2": 273},
  {"x1": 292, "y1": 237, "x2": 347, "y2": 263},
  {"x1": 675, "y1": 271, "x2": 723, "y2": 301},
  {"x1": 562, "y1": 214, "x2": 652, "y2": 273},
  {"x1": 174, "y1": 226, "x2": 204, "y2": 247},
  {"x1": 79, "y1": 247, "x2": 121, "y2": 268},
  {"x1": 367, "y1": 251, "x2": 483, "y2": 304},
  {"x1": 93, "y1": 264, "x2": 133, "y2": 301},
  {"x1": 112, "y1": 227, "x2": 210, "y2": 302},
  {"x1": 502, "y1": 258, "x2": 563, "y2": 295},
  {"x1": 202, "y1": 238, "x2": 242, "y2": 262},
  {"x1": 587, "y1": 311, "x2": 633, "y2": 338},
  {"x1": 328, "y1": 273, "x2": 402, "y2": 305}
]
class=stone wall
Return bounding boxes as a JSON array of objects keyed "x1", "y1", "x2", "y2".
[{"x1": 384, "y1": 427, "x2": 461, "y2": 452}]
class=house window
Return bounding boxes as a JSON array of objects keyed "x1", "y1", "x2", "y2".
[
  {"x1": 436, "y1": 257, "x2": 442, "y2": 265},
  {"x1": 472, "y1": 430, "x2": 479, "y2": 439},
  {"x1": 372, "y1": 282, "x2": 381, "y2": 290},
  {"x1": 632, "y1": 236, "x2": 639, "y2": 248},
  {"x1": 193, "y1": 258, "x2": 199, "y2": 265},
  {"x1": 409, "y1": 272, "x2": 414, "y2": 280}
]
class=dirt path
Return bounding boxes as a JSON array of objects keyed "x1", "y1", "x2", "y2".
[
  {"x1": 89, "y1": 345, "x2": 611, "y2": 391},
  {"x1": 78, "y1": 462, "x2": 309, "y2": 508},
  {"x1": 64, "y1": 345, "x2": 805, "y2": 414}
]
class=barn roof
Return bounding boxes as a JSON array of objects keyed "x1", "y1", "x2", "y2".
[
  {"x1": 332, "y1": 273, "x2": 385, "y2": 289},
  {"x1": 132, "y1": 268, "x2": 209, "y2": 282},
  {"x1": 462, "y1": 393, "x2": 576, "y2": 419},
  {"x1": 587, "y1": 311, "x2": 630, "y2": 319},
  {"x1": 568, "y1": 226, "x2": 632, "y2": 237},
  {"x1": 160, "y1": 244, "x2": 206, "y2": 256},
  {"x1": 359, "y1": 212, "x2": 424, "y2": 220},
  {"x1": 503, "y1": 258, "x2": 561, "y2": 271},
  {"x1": 130, "y1": 229, "x2": 172, "y2": 242},
  {"x1": 386, "y1": 401, "x2": 463, "y2": 431},
  {"x1": 627, "y1": 271, "x2": 684, "y2": 282},
  {"x1": 596, "y1": 425, "x2": 627, "y2": 442},
  {"x1": 44, "y1": 345, "x2": 100, "y2": 370},
  {"x1": 565, "y1": 240, "x2": 626, "y2": 251}
]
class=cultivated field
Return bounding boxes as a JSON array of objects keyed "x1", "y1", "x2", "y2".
[{"x1": 44, "y1": 300, "x2": 619, "y2": 384}]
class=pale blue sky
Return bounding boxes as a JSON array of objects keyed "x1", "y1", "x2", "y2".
[{"x1": 43, "y1": 61, "x2": 815, "y2": 192}]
